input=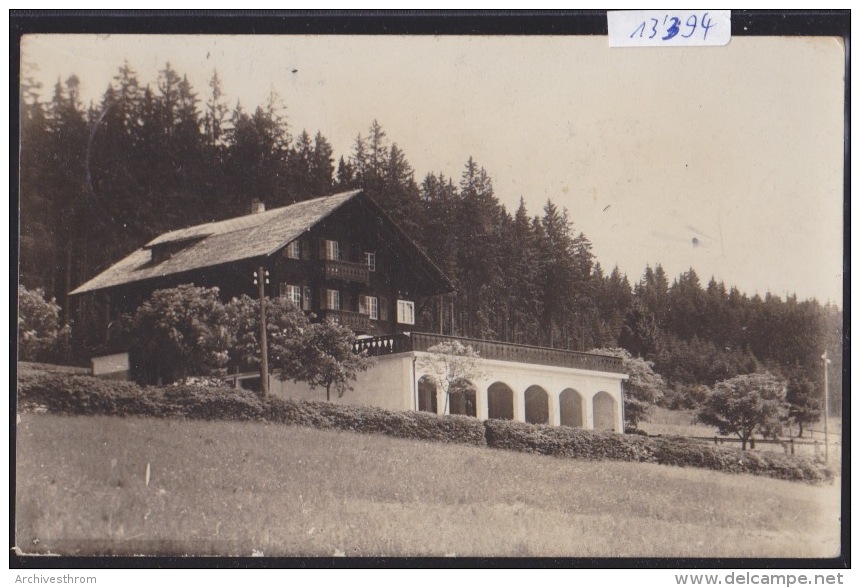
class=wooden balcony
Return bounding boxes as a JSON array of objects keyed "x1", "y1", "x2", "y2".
[
  {"x1": 320, "y1": 259, "x2": 370, "y2": 286},
  {"x1": 319, "y1": 309, "x2": 372, "y2": 333},
  {"x1": 352, "y1": 332, "x2": 625, "y2": 374}
]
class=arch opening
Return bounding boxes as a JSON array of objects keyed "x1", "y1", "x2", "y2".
[
  {"x1": 487, "y1": 382, "x2": 514, "y2": 420},
  {"x1": 418, "y1": 375, "x2": 437, "y2": 414},
  {"x1": 524, "y1": 385, "x2": 549, "y2": 424},
  {"x1": 593, "y1": 391, "x2": 617, "y2": 432},
  {"x1": 448, "y1": 379, "x2": 477, "y2": 418},
  {"x1": 559, "y1": 388, "x2": 584, "y2": 428}
]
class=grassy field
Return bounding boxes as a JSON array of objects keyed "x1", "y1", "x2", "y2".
[
  {"x1": 638, "y1": 407, "x2": 714, "y2": 437},
  {"x1": 15, "y1": 413, "x2": 841, "y2": 558}
]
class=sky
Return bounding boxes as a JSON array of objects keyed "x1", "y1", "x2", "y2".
[{"x1": 20, "y1": 34, "x2": 845, "y2": 306}]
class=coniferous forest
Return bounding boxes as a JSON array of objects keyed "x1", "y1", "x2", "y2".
[{"x1": 18, "y1": 63, "x2": 843, "y2": 413}]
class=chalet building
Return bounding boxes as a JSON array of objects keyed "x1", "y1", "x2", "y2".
[{"x1": 71, "y1": 189, "x2": 628, "y2": 432}]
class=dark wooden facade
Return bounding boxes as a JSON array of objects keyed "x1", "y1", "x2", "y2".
[
  {"x1": 268, "y1": 196, "x2": 443, "y2": 336},
  {"x1": 86, "y1": 192, "x2": 452, "y2": 343}
]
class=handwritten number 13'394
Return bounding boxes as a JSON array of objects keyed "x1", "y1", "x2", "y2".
[{"x1": 630, "y1": 13, "x2": 716, "y2": 42}]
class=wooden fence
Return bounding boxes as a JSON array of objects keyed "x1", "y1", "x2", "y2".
[{"x1": 685, "y1": 434, "x2": 841, "y2": 458}]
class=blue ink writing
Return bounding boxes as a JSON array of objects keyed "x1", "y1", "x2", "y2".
[{"x1": 628, "y1": 12, "x2": 717, "y2": 43}]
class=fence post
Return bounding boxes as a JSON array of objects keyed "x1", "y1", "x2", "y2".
[
  {"x1": 714, "y1": 436, "x2": 718, "y2": 445},
  {"x1": 790, "y1": 438, "x2": 795, "y2": 456},
  {"x1": 750, "y1": 437, "x2": 755, "y2": 450}
]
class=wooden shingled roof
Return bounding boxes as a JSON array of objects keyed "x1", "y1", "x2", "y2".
[{"x1": 70, "y1": 189, "x2": 452, "y2": 296}]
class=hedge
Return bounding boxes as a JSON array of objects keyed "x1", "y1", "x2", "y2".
[
  {"x1": 17, "y1": 372, "x2": 485, "y2": 446},
  {"x1": 17, "y1": 372, "x2": 833, "y2": 483},
  {"x1": 17, "y1": 372, "x2": 164, "y2": 417},
  {"x1": 483, "y1": 419, "x2": 834, "y2": 483},
  {"x1": 265, "y1": 397, "x2": 486, "y2": 445}
]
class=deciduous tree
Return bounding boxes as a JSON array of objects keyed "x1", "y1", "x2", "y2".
[
  {"x1": 786, "y1": 377, "x2": 821, "y2": 438},
  {"x1": 697, "y1": 372, "x2": 788, "y2": 450},
  {"x1": 131, "y1": 285, "x2": 232, "y2": 384},
  {"x1": 18, "y1": 285, "x2": 71, "y2": 362},
  {"x1": 225, "y1": 295, "x2": 309, "y2": 373},
  {"x1": 280, "y1": 320, "x2": 374, "y2": 401},
  {"x1": 417, "y1": 341, "x2": 484, "y2": 414}
]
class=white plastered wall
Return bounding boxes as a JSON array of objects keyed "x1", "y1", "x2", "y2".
[
  {"x1": 257, "y1": 351, "x2": 628, "y2": 432},
  {"x1": 413, "y1": 353, "x2": 628, "y2": 432}
]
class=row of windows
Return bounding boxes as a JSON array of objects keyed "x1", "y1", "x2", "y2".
[
  {"x1": 285, "y1": 238, "x2": 376, "y2": 271},
  {"x1": 278, "y1": 283, "x2": 414, "y2": 324}
]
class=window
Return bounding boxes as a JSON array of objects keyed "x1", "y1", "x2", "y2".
[
  {"x1": 285, "y1": 240, "x2": 300, "y2": 259},
  {"x1": 365, "y1": 252, "x2": 376, "y2": 272},
  {"x1": 397, "y1": 300, "x2": 415, "y2": 325},
  {"x1": 327, "y1": 289, "x2": 341, "y2": 311},
  {"x1": 360, "y1": 295, "x2": 378, "y2": 320},
  {"x1": 325, "y1": 239, "x2": 340, "y2": 261},
  {"x1": 280, "y1": 284, "x2": 302, "y2": 307}
]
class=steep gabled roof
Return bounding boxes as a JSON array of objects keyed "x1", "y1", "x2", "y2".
[{"x1": 70, "y1": 190, "x2": 362, "y2": 295}]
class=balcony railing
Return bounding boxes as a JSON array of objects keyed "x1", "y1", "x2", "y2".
[
  {"x1": 320, "y1": 309, "x2": 372, "y2": 333},
  {"x1": 321, "y1": 259, "x2": 370, "y2": 286},
  {"x1": 353, "y1": 333, "x2": 413, "y2": 356},
  {"x1": 352, "y1": 332, "x2": 625, "y2": 374}
]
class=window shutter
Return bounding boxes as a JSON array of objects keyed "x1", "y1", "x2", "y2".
[
  {"x1": 319, "y1": 239, "x2": 326, "y2": 260},
  {"x1": 359, "y1": 295, "x2": 367, "y2": 315},
  {"x1": 379, "y1": 296, "x2": 388, "y2": 322},
  {"x1": 301, "y1": 239, "x2": 310, "y2": 260},
  {"x1": 319, "y1": 286, "x2": 327, "y2": 310}
]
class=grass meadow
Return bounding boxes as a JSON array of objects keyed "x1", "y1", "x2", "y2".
[{"x1": 15, "y1": 413, "x2": 841, "y2": 558}]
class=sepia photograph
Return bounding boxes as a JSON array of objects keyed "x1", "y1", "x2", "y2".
[{"x1": 13, "y1": 13, "x2": 846, "y2": 563}]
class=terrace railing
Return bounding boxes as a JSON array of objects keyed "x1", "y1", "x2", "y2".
[
  {"x1": 352, "y1": 331, "x2": 625, "y2": 373},
  {"x1": 353, "y1": 333, "x2": 413, "y2": 356}
]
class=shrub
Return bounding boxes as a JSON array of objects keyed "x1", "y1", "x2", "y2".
[
  {"x1": 18, "y1": 285, "x2": 71, "y2": 363},
  {"x1": 484, "y1": 419, "x2": 653, "y2": 462},
  {"x1": 264, "y1": 399, "x2": 486, "y2": 446},
  {"x1": 483, "y1": 419, "x2": 833, "y2": 483},
  {"x1": 17, "y1": 372, "x2": 486, "y2": 446},
  {"x1": 163, "y1": 385, "x2": 267, "y2": 421},
  {"x1": 17, "y1": 373, "x2": 149, "y2": 416}
]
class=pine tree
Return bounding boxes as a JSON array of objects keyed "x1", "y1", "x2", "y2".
[
  {"x1": 203, "y1": 70, "x2": 228, "y2": 147},
  {"x1": 507, "y1": 198, "x2": 543, "y2": 344},
  {"x1": 455, "y1": 158, "x2": 501, "y2": 338},
  {"x1": 537, "y1": 200, "x2": 577, "y2": 347}
]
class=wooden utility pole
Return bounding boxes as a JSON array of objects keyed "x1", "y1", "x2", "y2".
[
  {"x1": 822, "y1": 350, "x2": 831, "y2": 463},
  {"x1": 257, "y1": 265, "x2": 269, "y2": 398}
]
